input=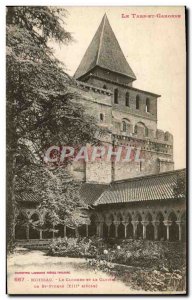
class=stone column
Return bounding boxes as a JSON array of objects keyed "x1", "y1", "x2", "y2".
[
  {"x1": 163, "y1": 220, "x2": 172, "y2": 241},
  {"x1": 96, "y1": 222, "x2": 100, "y2": 237},
  {"x1": 123, "y1": 222, "x2": 128, "y2": 238},
  {"x1": 86, "y1": 224, "x2": 89, "y2": 237},
  {"x1": 152, "y1": 221, "x2": 159, "y2": 240},
  {"x1": 176, "y1": 221, "x2": 182, "y2": 241},
  {"x1": 106, "y1": 222, "x2": 110, "y2": 237},
  {"x1": 141, "y1": 221, "x2": 148, "y2": 240},
  {"x1": 39, "y1": 220, "x2": 43, "y2": 239},
  {"x1": 132, "y1": 221, "x2": 138, "y2": 239},
  {"x1": 100, "y1": 222, "x2": 104, "y2": 238},
  {"x1": 64, "y1": 225, "x2": 66, "y2": 237},
  {"x1": 26, "y1": 225, "x2": 29, "y2": 240},
  {"x1": 114, "y1": 222, "x2": 119, "y2": 238}
]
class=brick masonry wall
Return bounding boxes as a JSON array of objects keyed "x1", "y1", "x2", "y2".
[
  {"x1": 69, "y1": 81, "x2": 174, "y2": 183},
  {"x1": 86, "y1": 160, "x2": 112, "y2": 184},
  {"x1": 86, "y1": 76, "x2": 158, "y2": 121},
  {"x1": 87, "y1": 66, "x2": 134, "y2": 86},
  {"x1": 112, "y1": 151, "x2": 174, "y2": 181}
]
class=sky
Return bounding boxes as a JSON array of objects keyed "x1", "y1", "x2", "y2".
[{"x1": 52, "y1": 6, "x2": 186, "y2": 170}]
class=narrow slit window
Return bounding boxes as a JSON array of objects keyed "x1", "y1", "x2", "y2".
[
  {"x1": 146, "y1": 98, "x2": 150, "y2": 113},
  {"x1": 114, "y1": 88, "x2": 118, "y2": 104},
  {"x1": 100, "y1": 113, "x2": 104, "y2": 122},
  {"x1": 125, "y1": 92, "x2": 129, "y2": 107},
  {"x1": 136, "y1": 95, "x2": 140, "y2": 109}
]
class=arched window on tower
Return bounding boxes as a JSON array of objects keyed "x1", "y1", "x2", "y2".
[
  {"x1": 134, "y1": 124, "x2": 138, "y2": 134},
  {"x1": 122, "y1": 121, "x2": 126, "y2": 132},
  {"x1": 122, "y1": 118, "x2": 131, "y2": 133},
  {"x1": 125, "y1": 92, "x2": 129, "y2": 107},
  {"x1": 103, "y1": 84, "x2": 107, "y2": 89},
  {"x1": 136, "y1": 95, "x2": 140, "y2": 109},
  {"x1": 146, "y1": 97, "x2": 150, "y2": 113},
  {"x1": 134, "y1": 122, "x2": 148, "y2": 137},
  {"x1": 114, "y1": 88, "x2": 118, "y2": 104}
]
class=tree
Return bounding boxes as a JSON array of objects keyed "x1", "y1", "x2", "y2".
[
  {"x1": 173, "y1": 170, "x2": 186, "y2": 199},
  {"x1": 6, "y1": 6, "x2": 102, "y2": 251}
]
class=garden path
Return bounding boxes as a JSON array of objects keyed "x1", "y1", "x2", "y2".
[{"x1": 7, "y1": 249, "x2": 135, "y2": 294}]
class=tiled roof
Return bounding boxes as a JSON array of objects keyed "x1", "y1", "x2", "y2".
[
  {"x1": 94, "y1": 169, "x2": 186, "y2": 206},
  {"x1": 74, "y1": 14, "x2": 136, "y2": 80},
  {"x1": 80, "y1": 183, "x2": 108, "y2": 206},
  {"x1": 16, "y1": 169, "x2": 186, "y2": 206},
  {"x1": 17, "y1": 192, "x2": 39, "y2": 202},
  {"x1": 16, "y1": 182, "x2": 108, "y2": 204}
]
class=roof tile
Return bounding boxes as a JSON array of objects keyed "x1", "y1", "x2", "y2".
[
  {"x1": 94, "y1": 169, "x2": 186, "y2": 206},
  {"x1": 74, "y1": 14, "x2": 136, "y2": 80}
]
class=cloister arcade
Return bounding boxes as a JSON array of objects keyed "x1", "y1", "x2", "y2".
[{"x1": 14, "y1": 207, "x2": 186, "y2": 242}]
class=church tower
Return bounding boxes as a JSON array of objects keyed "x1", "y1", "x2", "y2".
[
  {"x1": 74, "y1": 14, "x2": 174, "y2": 183},
  {"x1": 74, "y1": 13, "x2": 136, "y2": 87}
]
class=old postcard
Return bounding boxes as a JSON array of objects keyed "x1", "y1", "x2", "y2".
[{"x1": 6, "y1": 6, "x2": 187, "y2": 295}]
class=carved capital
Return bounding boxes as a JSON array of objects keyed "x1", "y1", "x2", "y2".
[
  {"x1": 141, "y1": 221, "x2": 149, "y2": 226},
  {"x1": 131, "y1": 221, "x2": 139, "y2": 227},
  {"x1": 152, "y1": 221, "x2": 160, "y2": 226},
  {"x1": 163, "y1": 220, "x2": 172, "y2": 226},
  {"x1": 113, "y1": 221, "x2": 120, "y2": 226}
]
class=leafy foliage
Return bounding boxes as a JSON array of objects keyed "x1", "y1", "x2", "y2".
[
  {"x1": 48, "y1": 237, "x2": 186, "y2": 292},
  {"x1": 48, "y1": 237, "x2": 102, "y2": 258},
  {"x1": 173, "y1": 171, "x2": 186, "y2": 199},
  {"x1": 6, "y1": 6, "x2": 102, "y2": 251}
]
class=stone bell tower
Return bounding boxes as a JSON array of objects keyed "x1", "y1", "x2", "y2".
[{"x1": 73, "y1": 14, "x2": 174, "y2": 183}]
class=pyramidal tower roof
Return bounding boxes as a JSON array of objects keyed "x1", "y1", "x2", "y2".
[{"x1": 74, "y1": 14, "x2": 136, "y2": 81}]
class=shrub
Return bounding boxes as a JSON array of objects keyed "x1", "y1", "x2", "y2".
[
  {"x1": 48, "y1": 236, "x2": 104, "y2": 258},
  {"x1": 47, "y1": 237, "x2": 186, "y2": 291}
]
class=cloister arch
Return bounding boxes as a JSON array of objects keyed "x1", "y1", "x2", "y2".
[
  {"x1": 135, "y1": 213, "x2": 143, "y2": 239},
  {"x1": 156, "y1": 212, "x2": 166, "y2": 241},
  {"x1": 66, "y1": 226, "x2": 76, "y2": 237},
  {"x1": 125, "y1": 213, "x2": 133, "y2": 239},
  {"x1": 117, "y1": 212, "x2": 124, "y2": 238},
  {"x1": 168, "y1": 211, "x2": 179, "y2": 241},
  {"x1": 116, "y1": 212, "x2": 123, "y2": 222},
  {"x1": 15, "y1": 212, "x2": 28, "y2": 240},
  {"x1": 88, "y1": 214, "x2": 98, "y2": 237},
  {"x1": 145, "y1": 212, "x2": 154, "y2": 240},
  {"x1": 78, "y1": 224, "x2": 87, "y2": 237},
  {"x1": 42, "y1": 213, "x2": 53, "y2": 239},
  {"x1": 29, "y1": 213, "x2": 40, "y2": 239},
  {"x1": 109, "y1": 214, "x2": 115, "y2": 238},
  {"x1": 55, "y1": 223, "x2": 65, "y2": 238},
  {"x1": 14, "y1": 207, "x2": 186, "y2": 242},
  {"x1": 103, "y1": 222, "x2": 108, "y2": 239}
]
